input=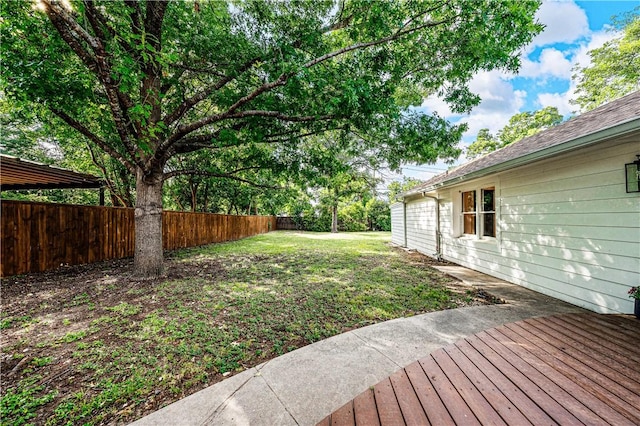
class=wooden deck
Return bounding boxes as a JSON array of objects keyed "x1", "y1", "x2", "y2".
[{"x1": 318, "y1": 313, "x2": 640, "y2": 425}]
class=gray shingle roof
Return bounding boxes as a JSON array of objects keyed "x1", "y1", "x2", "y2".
[{"x1": 404, "y1": 90, "x2": 640, "y2": 196}]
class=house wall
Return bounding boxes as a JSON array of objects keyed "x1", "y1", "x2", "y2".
[
  {"x1": 390, "y1": 202, "x2": 405, "y2": 246},
  {"x1": 405, "y1": 197, "x2": 438, "y2": 256},
  {"x1": 401, "y1": 136, "x2": 640, "y2": 314}
]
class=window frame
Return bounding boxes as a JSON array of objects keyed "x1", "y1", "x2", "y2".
[
  {"x1": 479, "y1": 187, "x2": 496, "y2": 238},
  {"x1": 461, "y1": 190, "x2": 477, "y2": 236},
  {"x1": 455, "y1": 183, "x2": 498, "y2": 240}
]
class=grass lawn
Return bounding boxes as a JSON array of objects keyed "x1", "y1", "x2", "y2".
[{"x1": 1, "y1": 231, "x2": 486, "y2": 425}]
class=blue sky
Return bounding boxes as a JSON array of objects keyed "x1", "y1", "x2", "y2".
[{"x1": 398, "y1": 0, "x2": 639, "y2": 182}]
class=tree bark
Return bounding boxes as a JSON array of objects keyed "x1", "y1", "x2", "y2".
[
  {"x1": 331, "y1": 204, "x2": 338, "y2": 233},
  {"x1": 133, "y1": 167, "x2": 164, "y2": 277}
]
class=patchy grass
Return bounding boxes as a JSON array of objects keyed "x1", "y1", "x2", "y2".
[{"x1": 1, "y1": 231, "x2": 487, "y2": 425}]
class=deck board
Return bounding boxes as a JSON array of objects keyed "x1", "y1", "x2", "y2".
[
  {"x1": 329, "y1": 400, "x2": 355, "y2": 426},
  {"x1": 560, "y1": 315, "x2": 640, "y2": 360},
  {"x1": 500, "y1": 322, "x2": 640, "y2": 424},
  {"x1": 374, "y1": 378, "x2": 404, "y2": 426},
  {"x1": 488, "y1": 325, "x2": 634, "y2": 425},
  {"x1": 545, "y1": 315, "x2": 640, "y2": 371},
  {"x1": 523, "y1": 318, "x2": 640, "y2": 400},
  {"x1": 527, "y1": 317, "x2": 640, "y2": 382},
  {"x1": 389, "y1": 370, "x2": 429, "y2": 425},
  {"x1": 319, "y1": 313, "x2": 640, "y2": 426},
  {"x1": 454, "y1": 339, "x2": 554, "y2": 425},
  {"x1": 418, "y1": 357, "x2": 480, "y2": 425},
  {"x1": 442, "y1": 344, "x2": 531, "y2": 425},
  {"x1": 353, "y1": 390, "x2": 380, "y2": 426},
  {"x1": 431, "y1": 349, "x2": 506, "y2": 426},
  {"x1": 404, "y1": 360, "x2": 453, "y2": 425},
  {"x1": 472, "y1": 330, "x2": 586, "y2": 425}
]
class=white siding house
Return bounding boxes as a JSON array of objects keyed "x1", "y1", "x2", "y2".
[
  {"x1": 390, "y1": 202, "x2": 405, "y2": 246},
  {"x1": 394, "y1": 91, "x2": 640, "y2": 314}
]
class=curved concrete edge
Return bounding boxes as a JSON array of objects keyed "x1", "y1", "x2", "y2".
[{"x1": 130, "y1": 266, "x2": 586, "y2": 426}]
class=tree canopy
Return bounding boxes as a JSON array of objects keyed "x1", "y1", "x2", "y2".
[
  {"x1": 571, "y1": 10, "x2": 640, "y2": 112},
  {"x1": 386, "y1": 177, "x2": 424, "y2": 202},
  {"x1": 466, "y1": 106, "x2": 563, "y2": 159},
  {"x1": 1, "y1": 0, "x2": 542, "y2": 276}
]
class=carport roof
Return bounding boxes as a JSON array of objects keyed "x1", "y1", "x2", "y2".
[{"x1": 0, "y1": 154, "x2": 104, "y2": 190}]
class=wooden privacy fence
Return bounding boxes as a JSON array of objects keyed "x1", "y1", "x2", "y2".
[
  {"x1": 275, "y1": 216, "x2": 300, "y2": 230},
  {"x1": 0, "y1": 200, "x2": 275, "y2": 277}
]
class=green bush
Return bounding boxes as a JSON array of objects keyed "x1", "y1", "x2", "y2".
[
  {"x1": 287, "y1": 196, "x2": 390, "y2": 232},
  {"x1": 365, "y1": 199, "x2": 391, "y2": 231},
  {"x1": 339, "y1": 203, "x2": 367, "y2": 231}
]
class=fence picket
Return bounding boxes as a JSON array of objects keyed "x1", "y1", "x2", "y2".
[{"x1": 0, "y1": 200, "x2": 276, "y2": 277}]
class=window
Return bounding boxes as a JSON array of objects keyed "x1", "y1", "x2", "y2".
[
  {"x1": 481, "y1": 187, "x2": 495, "y2": 237},
  {"x1": 460, "y1": 186, "x2": 496, "y2": 238},
  {"x1": 462, "y1": 191, "x2": 476, "y2": 235}
]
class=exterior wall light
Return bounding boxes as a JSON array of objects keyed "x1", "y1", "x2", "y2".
[{"x1": 625, "y1": 155, "x2": 640, "y2": 193}]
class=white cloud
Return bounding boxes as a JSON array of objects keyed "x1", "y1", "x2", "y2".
[
  {"x1": 519, "y1": 48, "x2": 574, "y2": 79},
  {"x1": 419, "y1": 96, "x2": 456, "y2": 118},
  {"x1": 536, "y1": 91, "x2": 574, "y2": 115},
  {"x1": 420, "y1": 71, "x2": 526, "y2": 140},
  {"x1": 534, "y1": 27, "x2": 619, "y2": 115},
  {"x1": 461, "y1": 72, "x2": 526, "y2": 137},
  {"x1": 404, "y1": 0, "x2": 631, "y2": 181},
  {"x1": 516, "y1": 28, "x2": 616, "y2": 83},
  {"x1": 415, "y1": 2, "x2": 621, "y2": 146},
  {"x1": 469, "y1": 72, "x2": 525, "y2": 113},
  {"x1": 532, "y1": 1, "x2": 590, "y2": 47}
]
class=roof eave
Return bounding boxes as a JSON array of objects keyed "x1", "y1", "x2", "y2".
[
  {"x1": 417, "y1": 117, "x2": 640, "y2": 193},
  {"x1": 2, "y1": 181, "x2": 105, "y2": 191}
]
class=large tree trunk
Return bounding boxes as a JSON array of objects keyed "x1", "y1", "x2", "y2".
[
  {"x1": 331, "y1": 204, "x2": 338, "y2": 233},
  {"x1": 133, "y1": 167, "x2": 164, "y2": 277}
]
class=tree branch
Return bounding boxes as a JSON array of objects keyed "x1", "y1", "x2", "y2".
[
  {"x1": 125, "y1": 0, "x2": 143, "y2": 36},
  {"x1": 164, "y1": 56, "x2": 262, "y2": 127},
  {"x1": 172, "y1": 62, "x2": 227, "y2": 77},
  {"x1": 83, "y1": 2, "x2": 135, "y2": 115},
  {"x1": 120, "y1": 0, "x2": 144, "y2": 65},
  {"x1": 144, "y1": 0, "x2": 168, "y2": 49},
  {"x1": 42, "y1": 1, "x2": 97, "y2": 71},
  {"x1": 261, "y1": 127, "x2": 345, "y2": 143},
  {"x1": 85, "y1": 1, "x2": 139, "y2": 70},
  {"x1": 51, "y1": 108, "x2": 137, "y2": 174},
  {"x1": 85, "y1": 141, "x2": 131, "y2": 207},
  {"x1": 227, "y1": 111, "x2": 334, "y2": 121},
  {"x1": 168, "y1": 122, "x2": 248, "y2": 155},
  {"x1": 163, "y1": 169, "x2": 280, "y2": 190},
  {"x1": 46, "y1": 1, "x2": 99, "y2": 48},
  {"x1": 83, "y1": 1, "x2": 108, "y2": 41},
  {"x1": 160, "y1": 68, "x2": 186, "y2": 95},
  {"x1": 170, "y1": 122, "x2": 342, "y2": 156},
  {"x1": 44, "y1": 0, "x2": 141, "y2": 165},
  {"x1": 397, "y1": 0, "x2": 449, "y2": 33},
  {"x1": 162, "y1": 109, "x2": 333, "y2": 156},
  {"x1": 163, "y1": 8, "x2": 453, "y2": 160},
  {"x1": 303, "y1": 16, "x2": 454, "y2": 69}
]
